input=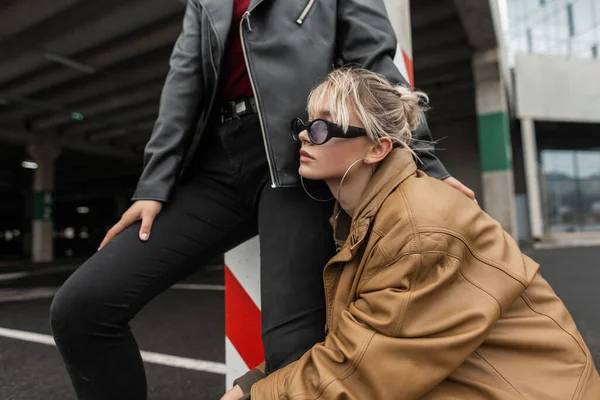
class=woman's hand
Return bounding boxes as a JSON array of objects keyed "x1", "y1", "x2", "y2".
[
  {"x1": 443, "y1": 177, "x2": 476, "y2": 203},
  {"x1": 98, "y1": 200, "x2": 163, "y2": 250},
  {"x1": 220, "y1": 384, "x2": 245, "y2": 400}
]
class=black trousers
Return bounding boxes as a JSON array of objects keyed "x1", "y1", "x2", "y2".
[{"x1": 50, "y1": 114, "x2": 335, "y2": 400}]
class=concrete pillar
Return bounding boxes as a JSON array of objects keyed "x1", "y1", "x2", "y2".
[
  {"x1": 473, "y1": 48, "x2": 518, "y2": 239},
  {"x1": 383, "y1": 0, "x2": 414, "y2": 86},
  {"x1": 28, "y1": 143, "x2": 61, "y2": 263},
  {"x1": 521, "y1": 118, "x2": 544, "y2": 239}
]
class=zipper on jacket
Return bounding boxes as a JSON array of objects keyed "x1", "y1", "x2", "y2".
[
  {"x1": 296, "y1": 0, "x2": 315, "y2": 25},
  {"x1": 240, "y1": 7, "x2": 279, "y2": 188},
  {"x1": 243, "y1": 11, "x2": 253, "y2": 32}
]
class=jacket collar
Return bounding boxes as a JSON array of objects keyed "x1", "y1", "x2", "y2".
[
  {"x1": 249, "y1": 0, "x2": 269, "y2": 9},
  {"x1": 329, "y1": 149, "x2": 417, "y2": 255},
  {"x1": 199, "y1": 0, "x2": 271, "y2": 50},
  {"x1": 199, "y1": 0, "x2": 234, "y2": 49},
  {"x1": 354, "y1": 148, "x2": 417, "y2": 221}
]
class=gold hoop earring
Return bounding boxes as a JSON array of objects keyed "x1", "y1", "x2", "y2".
[
  {"x1": 337, "y1": 158, "x2": 368, "y2": 204},
  {"x1": 301, "y1": 176, "x2": 334, "y2": 202},
  {"x1": 332, "y1": 157, "x2": 373, "y2": 246},
  {"x1": 363, "y1": 159, "x2": 376, "y2": 175}
]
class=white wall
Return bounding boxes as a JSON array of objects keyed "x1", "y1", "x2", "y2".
[
  {"x1": 515, "y1": 54, "x2": 600, "y2": 123},
  {"x1": 382, "y1": 0, "x2": 412, "y2": 56},
  {"x1": 382, "y1": 0, "x2": 413, "y2": 84}
]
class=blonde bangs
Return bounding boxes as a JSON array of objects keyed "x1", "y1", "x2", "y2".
[
  {"x1": 307, "y1": 73, "x2": 353, "y2": 131},
  {"x1": 306, "y1": 82, "x2": 328, "y2": 121},
  {"x1": 306, "y1": 68, "x2": 428, "y2": 153}
]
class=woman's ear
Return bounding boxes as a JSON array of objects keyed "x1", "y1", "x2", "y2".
[{"x1": 365, "y1": 137, "x2": 393, "y2": 164}]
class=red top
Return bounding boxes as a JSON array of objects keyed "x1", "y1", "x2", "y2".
[{"x1": 219, "y1": 0, "x2": 254, "y2": 104}]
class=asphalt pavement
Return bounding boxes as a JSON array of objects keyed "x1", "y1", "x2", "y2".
[
  {"x1": 0, "y1": 264, "x2": 226, "y2": 400},
  {"x1": 0, "y1": 246, "x2": 599, "y2": 399}
]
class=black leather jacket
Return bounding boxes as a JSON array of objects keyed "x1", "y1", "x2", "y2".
[{"x1": 132, "y1": 0, "x2": 450, "y2": 202}]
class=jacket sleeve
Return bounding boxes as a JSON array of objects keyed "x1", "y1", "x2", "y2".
[
  {"x1": 334, "y1": 0, "x2": 449, "y2": 179},
  {"x1": 132, "y1": 0, "x2": 205, "y2": 202},
  {"x1": 251, "y1": 249, "x2": 502, "y2": 399},
  {"x1": 234, "y1": 362, "x2": 266, "y2": 395}
]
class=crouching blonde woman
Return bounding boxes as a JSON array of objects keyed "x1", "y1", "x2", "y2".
[{"x1": 231, "y1": 68, "x2": 600, "y2": 400}]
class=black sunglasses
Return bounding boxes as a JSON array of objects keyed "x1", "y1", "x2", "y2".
[{"x1": 290, "y1": 118, "x2": 367, "y2": 145}]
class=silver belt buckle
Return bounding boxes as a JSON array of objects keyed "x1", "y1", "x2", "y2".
[{"x1": 235, "y1": 100, "x2": 247, "y2": 115}]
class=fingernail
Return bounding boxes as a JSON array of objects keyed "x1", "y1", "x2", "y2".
[
  {"x1": 140, "y1": 233, "x2": 148, "y2": 240},
  {"x1": 97, "y1": 247, "x2": 101, "y2": 251},
  {"x1": 474, "y1": 199, "x2": 478, "y2": 204}
]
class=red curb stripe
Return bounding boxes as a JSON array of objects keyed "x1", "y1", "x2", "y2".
[
  {"x1": 225, "y1": 265, "x2": 264, "y2": 369},
  {"x1": 402, "y1": 49, "x2": 414, "y2": 88}
]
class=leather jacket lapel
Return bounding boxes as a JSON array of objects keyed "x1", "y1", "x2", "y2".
[
  {"x1": 199, "y1": 0, "x2": 234, "y2": 49},
  {"x1": 249, "y1": 0, "x2": 268, "y2": 9}
]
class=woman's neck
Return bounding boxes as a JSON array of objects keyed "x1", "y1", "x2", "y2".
[{"x1": 325, "y1": 164, "x2": 374, "y2": 218}]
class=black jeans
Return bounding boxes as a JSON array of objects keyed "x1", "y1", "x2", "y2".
[{"x1": 50, "y1": 114, "x2": 335, "y2": 400}]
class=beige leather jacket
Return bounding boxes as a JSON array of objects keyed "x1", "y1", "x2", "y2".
[{"x1": 251, "y1": 149, "x2": 600, "y2": 399}]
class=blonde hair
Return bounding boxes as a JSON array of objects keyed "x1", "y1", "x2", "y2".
[{"x1": 307, "y1": 68, "x2": 429, "y2": 151}]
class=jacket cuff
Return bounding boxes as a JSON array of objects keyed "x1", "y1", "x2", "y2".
[
  {"x1": 131, "y1": 185, "x2": 170, "y2": 203},
  {"x1": 233, "y1": 368, "x2": 267, "y2": 394}
]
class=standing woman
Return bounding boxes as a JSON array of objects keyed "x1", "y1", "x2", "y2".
[{"x1": 238, "y1": 68, "x2": 600, "y2": 399}]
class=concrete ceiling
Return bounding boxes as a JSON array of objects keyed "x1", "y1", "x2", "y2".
[
  {"x1": 0, "y1": 0, "x2": 496, "y2": 210},
  {"x1": 411, "y1": 0, "x2": 497, "y2": 125},
  {"x1": 0, "y1": 0, "x2": 186, "y2": 202}
]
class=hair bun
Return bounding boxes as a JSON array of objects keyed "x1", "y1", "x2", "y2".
[{"x1": 394, "y1": 84, "x2": 428, "y2": 131}]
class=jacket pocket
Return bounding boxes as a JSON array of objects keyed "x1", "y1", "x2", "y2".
[{"x1": 296, "y1": 0, "x2": 315, "y2": 25}]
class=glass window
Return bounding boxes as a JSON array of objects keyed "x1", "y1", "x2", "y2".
[
  {"x1": 542, "y1": 151, "x2": 578, "y2": 233},
  {"x1": 576, "y1": 151, "x2": 600, "y2": 231},
  {"x1": 542, "y1": 150, "x2": 576, "y2": 178},
  {"x1": 505, "y1": 0, "x2": 600, "y2": 62},
  {"x1": 541, "y1": 150, "x2": 600, "y2": 233},
  {"x1": 572, "y1": 0, "x2": 594, "y2": 34},
  {"x1": 576, "y1": 151, "x2": 600, "y2": 179},
  {"x1": 554, "y1": 39, "x2": 569, "y2": 57}
]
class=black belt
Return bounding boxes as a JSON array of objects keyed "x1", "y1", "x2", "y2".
[{"x1": 220, "y1": 97, "x2": 258, "y2": 124}]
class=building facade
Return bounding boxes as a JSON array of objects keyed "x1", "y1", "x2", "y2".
[{"x1": 505, "y1": 0, "x2": 600, "y2": 241}]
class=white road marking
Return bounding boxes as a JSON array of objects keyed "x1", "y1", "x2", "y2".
[
  {"x1": 0, "y1": 326, "x2": 55, "y2": 346},
  {"x1": 171, "y1": 283, "x2": 224, "y2": 291},
  {"x1": 0, "y1": 287, "x2": 58, "y2": 303},
  {"x1": 0, "y1": 266, "x2": 225, "y2": 285},
  {"x1": 206, "y1": 264, "x2": 224, "y2": 272},
  {"x1": 0, "y1": 272, "x2": 30, "y2": 281},
  {"x1": 0, "y1": 266, "x2": 76, "y2": 281},
  {"x1": 140, "y1": 351, "x2": 226, "y2": 374},
  {"x1": 0, "y1": 327, "x2": 226, "y2": 375},
  {"x1": 0, "y1": 283, "x2": 224, "y2": 303}
]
